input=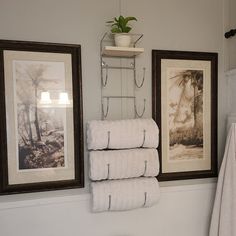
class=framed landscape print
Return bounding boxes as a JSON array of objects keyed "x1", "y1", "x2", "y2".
[
  {"x1": 0, "y1": 40, "x2": 84, "y2": 194},
  {"x1": 152, "y1": 50, "x2": 217, "y2": 181}
]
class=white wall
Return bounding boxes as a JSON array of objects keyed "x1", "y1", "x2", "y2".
[
  {"x1": 0, "y1": 184, "x2": 216, "y2": 236},
  {"x1": 223, "y1": 0, "x2": 236, "y2": 121},
  {"x1": 223, "y1": 0, "x2": 236, "y2": 70},
  {"x1": 0, "y1": 0, "x2": 225, "y2": 235},
  {"x1": 228, "y1": 0, "x2": 236, "y2": 69}
]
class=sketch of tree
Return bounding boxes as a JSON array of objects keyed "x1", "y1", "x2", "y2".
[
  {"x1": 168, "y1": 69, "x2": 204, "y2": 150},
  {"x1": 16, "y1": 63, "x2": 59, "y2": 143},
  {"x1": 15, "y1": 61, "x2": 66, "y2": 169},
  {"x1": 169, "y1": 70, "x2": 203, "y2": 128},
  {"x1": 16, "y1": 79, "x2": 34, "y2": 145},
  {"x1": 24, "y1": 64, "x2": 47, "y2": 141}
]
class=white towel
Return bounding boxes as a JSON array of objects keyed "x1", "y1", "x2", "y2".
[
  {"x1": 91, "y1": 177, "x2": 160, "y2": 212},
  {"x1": 209, "y1": 124, "x2": 236, "y2": 236},
  {"x1": 87, "y1": 118, "x2": 159, "y2": 150},
  {"x1": 227, "y1": 113, "x2": 236, "y2": 133},
  {"x1": 89, "y1": 149, "x2": 159, "y2": 181}
]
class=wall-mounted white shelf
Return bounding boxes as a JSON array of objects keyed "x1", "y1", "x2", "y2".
[{"x1": 102, "y1": 46, "x2": 144, "y2": 58}]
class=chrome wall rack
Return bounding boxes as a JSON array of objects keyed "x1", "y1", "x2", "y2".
[{"x1": 100, "y1": 32, "x2": 146, "y2": 119}]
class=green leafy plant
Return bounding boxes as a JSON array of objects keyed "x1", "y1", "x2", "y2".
[{"x1": 106, "y1": 15, "x2": 137, "y2": 33}]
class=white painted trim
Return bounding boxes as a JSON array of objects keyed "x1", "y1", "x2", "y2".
[
  {"x1": 226, "y1": 68, "x2": 236, "y2": 77},
  {"x1": 0, "y1": 194, "x2": 89, "y2": 211},
  {"x1": 0, "y1": 183, "x2": 216, "y2": 211},
  {"x1": 160, "y1": 182, "x2": 216, "y2": 193}
]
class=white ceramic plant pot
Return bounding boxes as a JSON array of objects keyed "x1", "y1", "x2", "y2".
[{"x1": 114, "y1": 33, "x2": 131, "y2": 47}]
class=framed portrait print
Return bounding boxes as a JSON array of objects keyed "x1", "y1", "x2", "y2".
[
  {"x1": 0, "y1": 40, "x2": 84, "y2": 194},
  {"x1": 152, "y1": 50, "x2": 217, "y2": 181}
]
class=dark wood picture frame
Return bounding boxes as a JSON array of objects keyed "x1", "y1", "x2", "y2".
[
  {"x1": 0, "y1": 40, "x2": 84, "y2": 194},
  {"x1": 152, "y1": 50, "x2": 218, "y2": 181}
]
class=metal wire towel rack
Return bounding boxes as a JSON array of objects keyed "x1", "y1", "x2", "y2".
[{"x1": 100, "y1": 32, "x2": 145, "y2": 119}]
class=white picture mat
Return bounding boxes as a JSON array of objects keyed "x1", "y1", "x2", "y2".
[
  {"x1": 4, "y1": 50, "x2": 75, "y2": 185},
  {"x1": 161, "y1": 59, "x2": 211, "y2": 173}
]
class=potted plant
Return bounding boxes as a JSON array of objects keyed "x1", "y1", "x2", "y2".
[{"x1": 106, "y1": 15, "x2": 137, "y2": 47}]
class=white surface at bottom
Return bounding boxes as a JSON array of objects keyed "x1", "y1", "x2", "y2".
[{"x1": 0, "y1": 183, "x2": 216, "y2": 236}]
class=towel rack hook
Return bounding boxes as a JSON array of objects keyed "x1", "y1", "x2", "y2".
[
  {"x1": 141, "y1": 129, "x2": 146, "y2": 147},
  {"x1": 101, "y1": 63, "x2": 109, "y2": 87},
  {"x1": 106, "y1": 163, "x2": 110, "y2": 180},
  {"x1": 134, "y1": 98, "x2": 146, "y2": 118},
  {"x1": 108, "y1": 194, "x2": 112, "y2": 210},
  {"x1": 225, "y1": 29, "x2": 236, "y2": 38},
  {"x1": 102, "y1": 97, "x2": 110, "y2": 119},
  {"x1": 134, "y1": 67, "x2": 146, "y2": 88},
  {"x1": 107, "y1": 131, "x2": 111, "y2": 149},
  {"x1": 143, "y1": 160, "x2": 147, "y2": 176},
  {"x1": 143, "y1": 192, "x2": 147, "y2": 207}
]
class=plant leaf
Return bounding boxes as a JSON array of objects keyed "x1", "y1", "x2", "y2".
[
  {"x1": 107, "y1": 15, "x2": 137, "y2": 33},
  {"x1": 111, "y1": 23, "x2": 119, "y2": 27},
  {"x1": 119, "y1": 15, "x2": 126, "y2": 32},
  {"x1": 119, "y1": 15, "x2": 125, "y2": 22},
  {"x1": 111, "y1": 27, "x2": 122, "y2": 33},
  {"x1": 124, "y1": 16, "x2": 137, "y2": 25},
  {"x1": 124, "y1": 26, "x2": 131, "y2": 33}
]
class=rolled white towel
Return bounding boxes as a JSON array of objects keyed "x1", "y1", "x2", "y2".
[
  {"x1": 87, "y1": 118, "x2": 159, "y2": 150},
  {"x1": 89, "y1": 149, "x2": 159, "y2": 181},
  {"x1": 91, "y1": 177, "x2": 160, "y2": 212}
]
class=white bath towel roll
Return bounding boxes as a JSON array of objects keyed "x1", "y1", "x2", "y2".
[
  {"x1": 89, "y1": 149, "x2": 159, "y2": 180},
  {"x1": 87, "y1": 118, "x2": 159, "y2": 150},
  {"x1": 91, "y1": 177, "x2": 160, "y2": 212}
]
